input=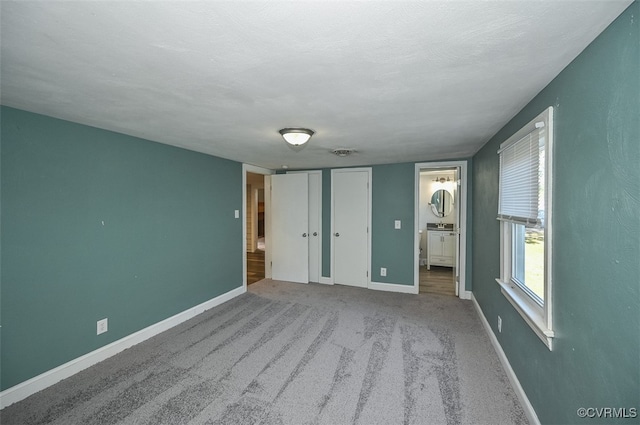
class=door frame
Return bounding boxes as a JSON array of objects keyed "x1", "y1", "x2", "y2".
[
  {"x1": 414, "y1": 161, "x2": 469, "y2": 299},
  {"x1": 331, "y1": 167, "x2": 372, "y2": 287},
  {"x1": 242, "y1": 164, "x2": 273, "y2": 291}
]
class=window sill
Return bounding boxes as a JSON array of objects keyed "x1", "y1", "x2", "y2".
[{"x1": 496, "y1": 278, "x2": 554, "y2": 350}]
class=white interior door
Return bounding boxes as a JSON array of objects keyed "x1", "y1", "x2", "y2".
[
  {"x1": 332, "y1": 169, "x2": 370, "y2": 288},
  {"x1": 271, "y1": 173, "x2": 309, "y2": 283},
  {"x1": 308, "y1": 172, "x2": 321, "y2": 283},
  {"x1": 289, "y1": 170, "x2": 322, "y2": 283}
]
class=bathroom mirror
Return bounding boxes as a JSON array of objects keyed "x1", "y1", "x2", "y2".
[{"x1": 430, "y1": 189, "x2": 454, "y2": 217}]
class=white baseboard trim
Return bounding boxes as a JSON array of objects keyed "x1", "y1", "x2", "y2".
[
  {"x1": 459, "y1": 290, "x2": 472, "y2": 300},
  {"x1": 319, "y1": 277, "x2": 333, "y2": 285},
  {"x1": 470, "y1": 293, "x2": 540, "y2": 425},
  {"x1": 369, "y1": 281, "x2": 419, "y2": 294},
  {"x1": 0, "y1": 285, "x2": 246, "y2": 410}
]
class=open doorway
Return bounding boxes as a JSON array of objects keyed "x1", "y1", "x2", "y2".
[
  {"x1": 243, "y1": 164, "x2": 274, "y2": 290},
  {"x1": 246, "y1": 172, "x2": 266, "y2": 285},
  {"x1": 415, "y1": 161, "x2": 468, "y2": 298},
  {"x1": 419, "y1": 169, "x2": 457, "y2": 296}
]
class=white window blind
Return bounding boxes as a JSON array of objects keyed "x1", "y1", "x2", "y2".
[{"x1": 498, "y1": 127, "x2": 544, "y2": 225}]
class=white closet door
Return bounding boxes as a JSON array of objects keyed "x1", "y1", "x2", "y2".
[
  {"x1": 308, "y1": 172, "x2": 321, "y2": 283},
  {"x1": 332, "y1": 169, "x2": 370, "y2": 288},
  {"x1": 271, "y1": 173, "x2": 309, "y2": 284}
]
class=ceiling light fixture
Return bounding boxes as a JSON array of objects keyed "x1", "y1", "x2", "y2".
[{"x1": 279, "y1": 128, "x2": 314, "y2": 146}]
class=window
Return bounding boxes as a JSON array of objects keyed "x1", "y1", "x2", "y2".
[{"x1": 496, "y1": 106, "x2": 554, "y2": 350}]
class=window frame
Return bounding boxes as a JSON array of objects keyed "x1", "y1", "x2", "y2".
[{"x1": 496, "y1": 106, "x2": 554, "y2": 350}]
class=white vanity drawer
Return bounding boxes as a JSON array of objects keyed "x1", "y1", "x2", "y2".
[{"x1": 430, "y1": 256, "x2": 451, "y2": 266}]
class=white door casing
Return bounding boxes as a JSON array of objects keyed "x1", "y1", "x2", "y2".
[
  {"x1": 332, "y1": 169, "x2": 371, "y2": 288},
  {"x1": 271, "y1": 173, "x2": 309, "y2": 284},
  {"x1": 454, "y1": 167, "x2": 461, "y2": 297},
  {"x1": 414, "y1": 161, "x2": 468, "y2": 298}
]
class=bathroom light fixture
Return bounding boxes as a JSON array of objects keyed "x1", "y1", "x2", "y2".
[
  {"x1": 279, "y1": 128, "x2": 314, "y2": 146},
  {"x1": 433, "y1": 176, "x2": 452, "y2": 183}
]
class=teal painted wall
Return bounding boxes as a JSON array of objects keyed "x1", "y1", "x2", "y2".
[
  {"x1": 371, "y1": 163, "x2": 415, "y2": 285},
  {"x1": 1, "y1": 107, "x2": 243, "y2": 390},
  {"x1": 471, "y1": 4, "x2": 639, "y2": 424},
  {"x1": 321, "y1": 168, "x2": 332, "y2": 278}
]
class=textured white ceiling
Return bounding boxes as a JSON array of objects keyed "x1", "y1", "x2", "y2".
[{"x1": 0, "y1": 1, "x2": 632, "y2": 170}]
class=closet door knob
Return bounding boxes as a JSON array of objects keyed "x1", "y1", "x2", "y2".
[
  {"x1": 313, "y1": 232, "x2": 318, "y2": 236},
  {"x1": 334, "y1": 232, "x2": 340, "y2": 237},
  {"x1": 302, "y1": 233, "x2": 307, "y2": 237}
]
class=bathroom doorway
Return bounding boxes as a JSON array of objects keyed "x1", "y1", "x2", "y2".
[{"x1": 415, "y1": 161, "x2": 468, "y2": 298}]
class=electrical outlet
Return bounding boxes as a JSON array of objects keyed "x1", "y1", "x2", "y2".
[
  {"x1": 394, "y1": 220, "x2": 401, "y2": 229},
  {"x1": 497, "y1": 316, "x2": 502, "y2": 333},
  {"x1": 234, "y1": 209, "x2": 240, "y2": 218},
  {"x1": 380, "y1": 267, "x2": 387, "y2": 277},
  {"x1": 97, "y1": 318, "x2": 108, "y2": 335}
]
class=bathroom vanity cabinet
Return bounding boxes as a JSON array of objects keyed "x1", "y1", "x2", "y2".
[{"x1": 427, "y1": 230, "x2": 456, "y2": 269}]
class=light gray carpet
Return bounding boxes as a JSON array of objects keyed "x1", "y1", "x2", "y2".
[{"x1": 1, "y1": 280, "x2": 528, "y2": 425}]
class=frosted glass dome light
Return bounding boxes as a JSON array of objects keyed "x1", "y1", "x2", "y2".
[{"x1": 279, "y1": 128, "x2": 314, "y2": 146}]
